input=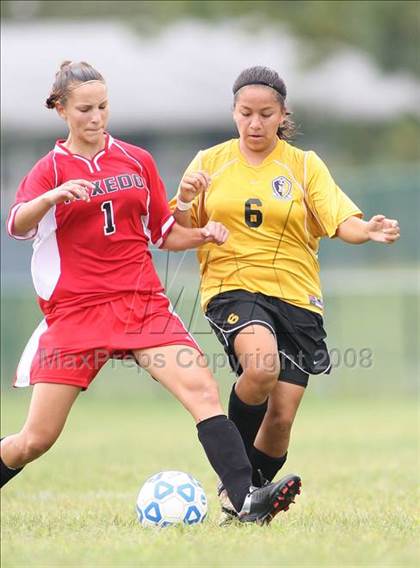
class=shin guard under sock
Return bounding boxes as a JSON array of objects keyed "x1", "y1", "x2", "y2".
[
  {"x1": 197, "y1": 414, "x2": 252, "y2": 511},
  {"x1": 228, "y1": 384, "x2": 267, "y2": 456},
  {"x1": 250, "y1": 446, "x2": 288, "y2": 485}
]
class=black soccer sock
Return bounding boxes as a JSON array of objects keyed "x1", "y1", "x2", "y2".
[
  {"x1": 0, "y1": 439, "x2": 23, "y2": 488},
  {"x1": 228, "y1": 383, "x2": 268, "y2": 456},
  {"x1": 249, "y1": 446, "x2": 288, "y2": 485},
  {"x1": 197, "y1": 414, "x2": 252, "y2": 512}
]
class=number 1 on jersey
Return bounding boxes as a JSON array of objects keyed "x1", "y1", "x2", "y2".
[{"x1": 101, "y1": 201, "x2": 116, "y2": 235}]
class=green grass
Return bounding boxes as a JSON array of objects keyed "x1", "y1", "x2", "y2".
[{"x1": 1, "y1": 387, "x2": 418, "y2": 568}]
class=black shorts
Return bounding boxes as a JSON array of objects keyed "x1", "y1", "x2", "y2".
[{"x1": 205, "y1": 289, "x2": 331, "y2": 388}]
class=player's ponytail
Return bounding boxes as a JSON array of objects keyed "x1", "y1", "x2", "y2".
[
  {"x1": 45, "y1": 61, "x2": 105, "y2": 109},
  {"x1": 232, "y1": 66, "x2": 297, "y2": 141},
  {"x1": 277, "y1": 112, "x2": 297, "y2": 141}
]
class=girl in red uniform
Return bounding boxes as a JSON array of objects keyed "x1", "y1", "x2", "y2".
[{"x1": 0, "y1": 61, "x2": 301, "y2": 525}]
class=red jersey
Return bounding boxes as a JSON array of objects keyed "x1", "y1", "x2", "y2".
[{"x1": 7, "y1": 134, "x2": 175, "y2": 315}]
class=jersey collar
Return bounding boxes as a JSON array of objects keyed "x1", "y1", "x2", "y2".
[
  {"x1": 53, "y1": 133, "x2": 114, "y2": 173},
  {"x1": 234, "y1": 137, "x2": 285, "y2": 168}
]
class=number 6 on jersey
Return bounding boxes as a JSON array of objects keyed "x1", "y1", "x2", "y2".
[{"x1": 101, "y1": 200, "x2": 116, "y2": 235}]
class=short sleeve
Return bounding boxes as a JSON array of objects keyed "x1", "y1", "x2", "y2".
[
  {"x1": 168, "y1": 151, "x2": 206, "y2": 229},
  {"x1": 141, "y1": 151, "x2": 175, "y2": 248},
  {"x1": 305, "y1": 151, "x2": 363, "y2": 238},
  {"x1": 7, "y1": 153, "x2": 56, "y2": 240}
]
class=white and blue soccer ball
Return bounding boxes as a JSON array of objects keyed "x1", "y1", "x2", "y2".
[{"x1": 136, "y1": 470, "x2": 208, "y2": 528}]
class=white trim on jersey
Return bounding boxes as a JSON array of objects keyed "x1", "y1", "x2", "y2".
[
  {"x1": 31, "y1": 206, "x2": 61, "y2": 300},
  {"x1": 110, "y1": 141, "x2": 171, "y2": 247},
  {"x1": 111, "y1": 141, "x2": 153, "y2": 243},
  {"x1": 140, "y1": 190, "x2": 152, "y2": 243},
  {"x1": 157, "y1": 292, "x2": 202, "y2": 352},
  {"x1": 53, "y1": 144, "x2": 67, "y2": 156},
  {"x1": 161, "y1": 216, "x2": 175, "y2": 237},
  {"x1": 93, "y1": 150, "x2": 106, "y2": 172},
  {"x1": 54, "y1": 139, "x2": 108, "y2": 173},
  {"x1": 73, "y1": 154, "x2": 95, "y2": 174},
  {"x1": 155, "y1": 216, "x2": 176, "y2": 248},
  {"x1": 15, "y1": 319, "x2": 48, "y2": 387},
  {"x1": 7, "y1": 203, "x2": 38, "y2": 240},
  {"x1": 52, "y1": 151, "x2": 59, "y2": 187},
  {"x1": 112, "y1": 141, "x2": 144, "y2": 174}
]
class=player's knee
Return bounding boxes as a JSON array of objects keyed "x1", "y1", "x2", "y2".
[
  {"x1": 242, "y1": 365, "x2": 278, "y2": 393},
  {"x1": 20, "y1": 431, "x2": 57, "y2": 462},
  {"x1": 196, "y1": 377, "x2": 221, "y2": 408}
]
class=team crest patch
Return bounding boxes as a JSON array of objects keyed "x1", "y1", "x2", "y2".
[
  {"x1": 227, "y1": 313, "x2": 239, "y2": 324},
  {"x1": 272, "y1": 176, "x2": 292, "y2": 200}
]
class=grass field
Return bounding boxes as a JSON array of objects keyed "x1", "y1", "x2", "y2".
[
  {"x1": 1, "y1": 280, "x2": 419, "y2": 567},
  {"x1": 1, "y1": 386, "x2": 418, "y2": 568}
]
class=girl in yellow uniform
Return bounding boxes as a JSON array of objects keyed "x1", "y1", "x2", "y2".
[{"x1": 171, "y1": 66, "x2": 400, "y2": 523}]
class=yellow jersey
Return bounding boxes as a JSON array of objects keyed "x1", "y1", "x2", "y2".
[{"x1": 170, "y1": 138, "x2": 362, "y2": 314}]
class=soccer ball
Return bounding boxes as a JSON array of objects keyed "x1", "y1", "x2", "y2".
[{"x1": 136, "y1": 470, "x2": 208, "y2": 528}]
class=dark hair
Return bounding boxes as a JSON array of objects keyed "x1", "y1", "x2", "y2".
[
  {"x1": 45, "y1": 61, "x2": 105, "y2": 109},
  {"x1": 232, "y1": 66, "x2": 296, "y2": 140}
]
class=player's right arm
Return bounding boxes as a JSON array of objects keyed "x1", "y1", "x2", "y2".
[
  {"x1": 172, "y1": 171, "x2": 210, "y2": 228},
  {"x1": 170, "y1": 151, "x2": 210, "y2": 228},
  {"x1": 13, "y1": 180, "x2": 93, "y2": 237}
]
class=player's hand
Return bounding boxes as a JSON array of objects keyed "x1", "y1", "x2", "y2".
[
  {"x1": 179, "y1": 171, "x2": 211, "y2": 203},
  {"x1": 366, "y1": 214, "x2": 400, "y2": 244},
  {"x1": 43, "y1": 180, "x2": 94, "y2": 206},
  {"x1": 199, "y1": 221, "x2": 229, "y2": 245}
]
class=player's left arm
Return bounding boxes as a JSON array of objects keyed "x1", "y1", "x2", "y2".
[
  {"x1": 161, "y1": 221, "x2": 228, "y2": 251},
  {"x1": 336, "y1": 214, "x2": 400, "y2": 245}
]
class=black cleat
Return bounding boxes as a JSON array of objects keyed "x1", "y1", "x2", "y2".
[
  {"x1": 238, "y1": 474, "x2": 302, "y2": 525},
  {"x1": 253, "y1": 468, "x2": 270, "y2": 488}
]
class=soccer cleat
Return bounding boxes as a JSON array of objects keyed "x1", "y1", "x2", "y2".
[
  {"x1": 253, "y1": 468, "x2": 270, "y2": 488},
  {"x1": 238, "y1": 474, "x2": 302, "y2": 525},
  {"x1": 217, "y1": 481, "x2": 239, "y2": 526}
]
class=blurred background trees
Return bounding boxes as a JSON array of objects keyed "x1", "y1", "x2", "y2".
[
  {"x1": 2, "y1": 1, "x2": 419, "y2": 166},
  {"x1": 3, "y1": 0, "x2": 419, "y2": 76}
]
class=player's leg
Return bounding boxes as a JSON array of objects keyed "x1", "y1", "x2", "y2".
[
  {"x1": 248, "y1": 296, "x2": 327, "y2": 484},
  {"x1": 250, "y1": 380, "x2": 305, "y2": 483},
  {"x1": 137, "y1": 344, "x2": 301, "y2": 525},
  {"x1": 135, "y1": 344, "x2": 224, "y2": 420},
  {"x1": 1, "y1": 383, "x2": 80, "y2": 487},
  {"x1": 229, "y1": 324, "x2": 280, "y2": 457},
  {"x1": 205, "y1": 291, "x2": 280, "y2": 461},
  {"x1": 134, "y1": 343, "x2": 301, "y2": 524},
  {"x1": 216, "y1": 325, "x2": 289, "y2": 522},
  {"x1": 133, "y1": 344, "x2": 253, "y2": 513}
]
